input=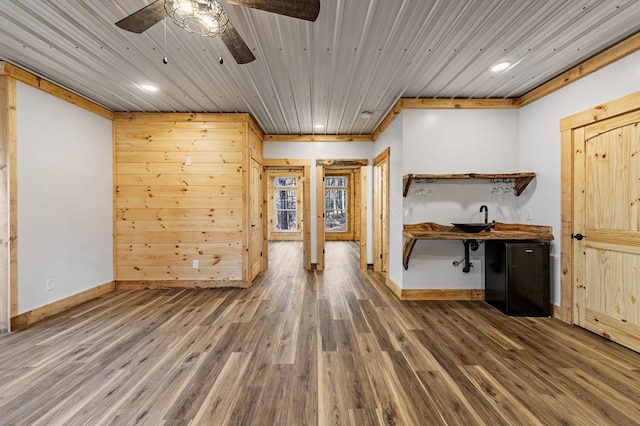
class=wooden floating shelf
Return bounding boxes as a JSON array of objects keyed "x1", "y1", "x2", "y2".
[
  {"x1": 402, "y1": 172, "x2": 536, "y2": 197},
  {"x1": 402, "y1": 221, "x2": 553, "y2": 270}
]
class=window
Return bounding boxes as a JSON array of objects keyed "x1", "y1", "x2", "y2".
[
  {"x1": 325, "y1": 176, "x2": 347, "y2": 232},
  {"x1": 274, "y1": 177, "x2": 297, "y2": 231}
]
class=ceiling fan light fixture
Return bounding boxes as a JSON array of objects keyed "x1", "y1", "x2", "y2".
[{"x1": 165, "y1": 0, "x2": 229, "y2": 37}]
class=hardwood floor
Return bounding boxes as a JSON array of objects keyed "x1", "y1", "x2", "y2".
[{"x1": 1, "y1": 241, "x2": 640, "y2": 425}]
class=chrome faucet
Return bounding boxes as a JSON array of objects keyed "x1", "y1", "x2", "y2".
[{"x1": 480, "y1": 205, "x2": 488, "y2": 223}]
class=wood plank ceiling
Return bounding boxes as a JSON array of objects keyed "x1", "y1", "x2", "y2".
[{"x1": 0, "y1": 0, "x2": 639, "y2": 135}]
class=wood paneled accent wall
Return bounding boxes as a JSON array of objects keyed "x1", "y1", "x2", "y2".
[{"x1": 114, "y1": 113, "x2": 264, "y2": 289}]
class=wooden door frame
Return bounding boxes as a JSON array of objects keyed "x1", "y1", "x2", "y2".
[
  {"x1": 316, "y1": 159, "x2": 368, "y2": 271},
  {"x1": 323, "y1": 169, "x2": 356, "y2": 241},
  {"x1": 266, "y1": 169, "x2": 304, "y2": 241},
  {"x1": 559, "y1": 90, "x2": 640, "y2": 324},
  {"x1": 373, "y1": 148, "x2": 390, "y2": 273},
  {"x1": 359, "y1": 165, "x2": 368, "y2": 271},
  {"x1": 0, "y1": 74, "x2": 17, "y2": 332},
  {"x1": 316, "y1": 165, "x2": 325, "y2": 270},
  {"x1": 263, "y1": 159, "x2": 312, "y2": 270},
  {"x1": 248, "y1": 156, "x2": 263, "y2": 282}
]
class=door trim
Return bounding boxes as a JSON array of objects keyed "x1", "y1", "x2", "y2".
[
  {"x1": 560, "y1": 90, "x2": 640, "y2": 325},
  {"x1": 373, "y1": 148, "x2": 390, "y2": 273},
  {"x1": 263, "y1": 159, "x2": 312, "y2": 270},
  {"x1": 316, "y1": 159, "x2": 369, "y2": 271},
  {"x1": 316, "y1": 165, "x2": 325, "y2": 270},
  {"x1": 0, "y1": 74, "x2": 17, "y2": 332}
]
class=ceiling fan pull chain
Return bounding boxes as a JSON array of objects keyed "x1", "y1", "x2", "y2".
[{"x1": 162, "y1": 14, "x2": 168, "y2": 64}]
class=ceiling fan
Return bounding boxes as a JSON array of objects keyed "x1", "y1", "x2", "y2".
[{"x1": 116, "y1": 0, "x2": 320, "y2": 64}]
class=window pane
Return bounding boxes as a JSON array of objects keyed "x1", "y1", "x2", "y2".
[
  {"x1": 274, "y1": 178, "x2": 297, "y2": 232},
  {"x1": 326, "y1": 177, "x2": 346, "y2": 187},
  {"x1": 275, "y1": 189, "x2": 296, "y2": 210},
  {"x1": 325, "y1": 189, "x2": 346, "y2": 210},
  {"x1": 326, "y1": 210, "x2": 346, "y2": 232},
  {"x1": 276, "y1": 210, "x2": 297, "y2": 231},
  {"x1": 275, "y1": 177, "x2": 296, "y2": 187},
  {"x1": 325, "y1": 187, "x2": 347, "y2": 232}
]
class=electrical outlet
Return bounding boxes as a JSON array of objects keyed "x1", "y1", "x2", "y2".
[
  {"x1": 192, "y1": 260, "x2": 199, "y2": 269},
  {"x1": 46, "y1": 278, "x2": 55, "y2": 291},
  {"x1": 186, "y1": 155, "x2": 192, "y2": 166}
]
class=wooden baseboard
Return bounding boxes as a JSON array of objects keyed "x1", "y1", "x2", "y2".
[
  {"x1": 115, "y1": 280, "x2": 250, "y2": 290},
  {"x1": 362, "y1": 270, "x2": 400, "y2": 298},
  {"x1": 10, "y1": 281, "x2": 116, "y2": 331},
  {"x1": 551, "y1": 303, "x2": 571, "y2": 323},
  {"x1": 400, "y1": 289, "x2": 485, "y2": 301},
  {"x1": 363, "y1": 271, "x2": 484, "y2": 301},
  {"x1": 385, "y1": 276, "x2": 403, "y2": 299}
]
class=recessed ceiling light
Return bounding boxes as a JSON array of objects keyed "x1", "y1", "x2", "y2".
[
  {"x1": 360, "y1": 111, "x2": 372, "y2": 119},
  {"x1": 490, "y1": 61, "x2": 511, "y2": 72},
  {"x1": 314, "y1": 124, "x2": 325, "y2": 129},
  {"x1": 141, "y1": 84, "x2": 158, "y2": 92}
]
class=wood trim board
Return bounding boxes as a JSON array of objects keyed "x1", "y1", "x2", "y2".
[
  {"x1": 370, "y1": 32, "x2": 640, "y2": 141},
  {"x1": 0, "y1": 62, "x2": 114, "y2": 120},
  {"x1": 359, "y1": 165, "x2": 368, "y2": 271},
  {"x1": 11, "y1": 281, "x2": 116, "y2": 330},
  {"x1": 115, "y1": 280, "x2": 249, "y2": 290},
  {"x1": 399, "y1": 289, "x2": 485, "y2": 301},
  {"x1": 0, "y1": 75, "x2": 12, "y2": 331},
  {"x1": 264, "y1": 135, "x2": 373, "y2": 142}
]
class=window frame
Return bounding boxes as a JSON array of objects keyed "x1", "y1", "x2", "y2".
[{"x1": 324, "y1": 175, "x2": 348, "y2": 233}]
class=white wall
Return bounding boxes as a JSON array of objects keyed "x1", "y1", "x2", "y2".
[
  {"x1": 263, "y1": 141, "x2": 374, "y2": 263},
  {"x1": 519, "y1": 49, "x2": 640, "y2": 304},
  {"x1": 373, "y1": 50, "x2": 640, "y2": 299},
  {"x1": 400, "y1": 109, "x2": 520, "y2": 289},
  {"x1": 16, "y1": 83, "x2": 113, "y2": 313}
]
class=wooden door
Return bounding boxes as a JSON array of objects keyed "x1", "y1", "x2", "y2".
[
  {"x1": 373, "y1": 148, "x2": 389, "y2": 272},
  {"x1": 573, "y1": 112, "x2": 640, "y2": 352},
  {"x1": 249, "y1": 157, "x2": 263, "y2": 281}
]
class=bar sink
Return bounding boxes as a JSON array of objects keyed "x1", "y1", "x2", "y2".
[{"x1": 451, "y1": 222, "x2": 495, "y2": 233}]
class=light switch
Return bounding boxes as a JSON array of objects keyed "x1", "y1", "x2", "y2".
[{"x1": 186, "y1": 155, "x2": 192, "y2": 166}]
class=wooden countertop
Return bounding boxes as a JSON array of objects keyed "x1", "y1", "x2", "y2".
[
  {"x1": 403, "y1": 221, "x2": 554, "y2": 242},
  {"x1": 402, "y1": 222, "x2": 553, "y2": 270}
]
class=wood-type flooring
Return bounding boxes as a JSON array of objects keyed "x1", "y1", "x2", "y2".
[{"x1": 1, "y1": 241, "x2": 640, "y2": 425}]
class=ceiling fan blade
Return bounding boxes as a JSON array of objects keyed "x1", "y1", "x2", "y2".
[
  {"x1": 221, "y1": 22, "x2": 256, "y2": 64},
  {"x1": 115, "y1": 0, "x2": 165, "y2": 33},
  {"x1": 226, "y1": 0, "x2": 320, "y2": 22}
]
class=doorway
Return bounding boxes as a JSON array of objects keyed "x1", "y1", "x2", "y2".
[
  {"x1": 315, "y1": 159, "x2": 368, "y2": 271},
  {"x1": 373, "y1": 148, "x2": 390, "y2": 273},
  {"x1": 561, "y1": 92, "x2": 640, "y2": 352},
  {"x1": 263, "y1": 160, "x2": 311, "y2": 270}
]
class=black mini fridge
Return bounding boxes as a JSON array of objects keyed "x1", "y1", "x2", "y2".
[{"x1": 485, "y1": 241, "x2": 550, "y2": 316}]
